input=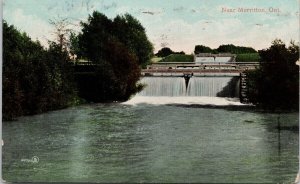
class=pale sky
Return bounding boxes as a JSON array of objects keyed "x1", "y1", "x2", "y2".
[{"x1": 3, "y1": 0, "x2": 299, "y2": 53}]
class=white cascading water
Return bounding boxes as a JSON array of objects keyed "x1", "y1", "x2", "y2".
[
  {"x1": 137, "y1": 77, "x2": 186, "y2": 96},
  {"x1": 124, "y1": 76, "x2": 244, "y2": 106},
  {"x1": 186, "y1": 77, "x2": 238, "y2": 97}
]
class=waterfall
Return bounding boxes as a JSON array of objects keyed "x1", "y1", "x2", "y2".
[
  {"x1": 126, "y1": 76, "x2": 243, "y2": 105},
  {"x1": 138, "y1": 77, "x2": 186, "y2": 96},
  {"x1": 138, "y1": 76, "x2": 240, "y2": 97},
  {"x1": 186, "y1": 77, "x2": 239, "y2": 97}
]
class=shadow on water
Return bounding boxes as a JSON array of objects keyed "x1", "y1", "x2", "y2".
[
  {"x1": 171, "y1": 103, "x2": 298, "y2": 113},
  {"x1": 275, "y1": 126, "x2": 299, "y2": 132},
  {"x1": 169, "y1": 103, "x2": 255, "y2": 111},
  {"x1": 216, "y1": 76, "x2": 240, "y2": 98},
  {"x1": 170, "y1": 104, "x2": 299, "y2": 133}
]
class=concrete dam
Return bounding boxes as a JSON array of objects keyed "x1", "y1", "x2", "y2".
[{"x1": 140, "y1": 54, "x2": 259, "y2": 103}]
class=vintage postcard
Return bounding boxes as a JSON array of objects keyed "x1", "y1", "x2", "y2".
[{"x1": 2, "y1": 0, "x2": 299, "y2": 183}]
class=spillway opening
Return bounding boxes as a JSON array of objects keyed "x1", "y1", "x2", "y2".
[
  {"x1": 187, "y1": 76, "x2": 240, "y2": 97},
  {"x1": 137, "y1": 77, "x2": 186, "y2": 96},
  {"x1": 137, "y1": 76, "x2": 240, "y2": 97}
]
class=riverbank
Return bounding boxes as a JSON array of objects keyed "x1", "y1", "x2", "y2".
[{"x1": 5, "y1": 95, "x2": 299, "y2": 121}]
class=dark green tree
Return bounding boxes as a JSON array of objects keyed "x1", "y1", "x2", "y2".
[
  {"x1": 176, "y1": 51, "x2": 186, "y2": 55},
  {"x1": 43, "y1": 42, "x2": 77, "y2": 110},
  {"x1": 3, "y1": 21, "x2": 28, "y2": 119},
  {"x1": 3, "y1": 21, "x2": 77, "y2": 120},
  {"x1": 78, "y1": 11, "x2": 113, "y2": 62},
  {"x1": 76, "y1": 11, "x2": 144, "y2": 102},
  {"x1": 194, "y1": 45, "x2": 213, "y2": 54},
  {"x1": 155, "y1": 47, "x2": 174, "y2": 57},
  {"x1": 246, "y1": 39, "x2": 299, "y2": 110},
  {"x1": 69, "y1": 31, "x2": 80, "y2": 58},
  {"x1": 113, "y1": 13, "x2": 154, "y2": 66},
  {"x1": 217, "y1": 44, "x2": 257, "y2": 54}
]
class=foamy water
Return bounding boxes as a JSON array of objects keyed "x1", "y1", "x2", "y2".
[{"x1": 123, "y1": 96, "x2": 245, "y2": 106}]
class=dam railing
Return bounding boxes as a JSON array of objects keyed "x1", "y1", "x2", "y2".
[{"x1": 142, "y1": 62, "x2": 260, "y2": 76}]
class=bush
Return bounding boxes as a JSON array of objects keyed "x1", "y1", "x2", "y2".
[
  {"x1": 246, "y1": 40, "x2": 299, "y2": 110},
  {"x1": 3, "y1": 21, "x2": 76, "y2": 120}
]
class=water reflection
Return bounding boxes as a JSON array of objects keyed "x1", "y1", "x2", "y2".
[{"x1": 3, "y1": 103, "x2": 299, "y2": 183}]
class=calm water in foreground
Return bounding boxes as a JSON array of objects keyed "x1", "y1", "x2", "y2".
[{"x1": 3, "y1": 99, "x2": 299, "y2": 183}]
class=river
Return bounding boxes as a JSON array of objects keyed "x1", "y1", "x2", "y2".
[{"x1": 2, "y1": 97, "x2": 299, "y2": 183}]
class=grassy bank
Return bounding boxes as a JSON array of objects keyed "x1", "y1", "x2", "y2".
[
  {"x1": 159, "y1": 54, "x2": 194, "y2": 63},
  {"x1": 236, "y1": 53, "x2": 260, "y2": 62}
]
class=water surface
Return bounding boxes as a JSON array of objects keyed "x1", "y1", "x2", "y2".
[{"x1": 3, "y1": 102, "x2": 299, "y2": 183}]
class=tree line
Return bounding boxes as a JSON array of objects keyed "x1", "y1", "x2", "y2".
[
  {"x1": 155, "y1": 47, "x2": 185, "y2": 57},
  {"x1": 155, "y1": 44, "x2": 257, "y2": 58},
  {"x1": 3, "y1": 11, "x2": 153, "y2": 120},
  {"x1": 3, "y1": 21, "x2": 77, "y2": 120},
  {"x1": 194, "y1": 44, "x2": 257, "y2": 54}
]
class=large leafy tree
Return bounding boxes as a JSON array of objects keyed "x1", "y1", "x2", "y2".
[
  {"x1": 113, "y1": 13, "x2": 154, "y2": 66},
  {"x1": 247, "y1": 39, "x2": 299, "y2": 110},
  {"x1": 76, "y1": 11, "x2": 144, "y2": 102},
  {"x1": 78, "y1": 12, "x2": 113, "y2": 62},
  {"x1": 77, "y1": 11, "x2": 153, "y2": 66}
]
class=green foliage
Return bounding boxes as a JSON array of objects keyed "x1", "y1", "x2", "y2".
[
  {"x1": 159, "y1": 54, "x2": 194, "y2": 63},
  {"x1": 113, "y1": 14, "x2": 154, "y2": 66},
  {"x1": 155, "y1": 47, "x2": 174, "y2": 57},
  {"x1": 77, "y1": 11, "x2": 153, "y2": 65},
  {"x1": 69, "y1": 31, "x2": 80, "y2": 57},
  {"x1": 246, "y1": 39, "x2": 299, "y2": 110},
  {"x1": 43, "y1": 42, "x2": 77, "y2": 109},
  {"x1": 194, "y1": 45, "x2": 213, "y2": 54},
  {"x1": 3, "y1": 21, "x2": 76, "y2": 120},
  {"x1": 193, "y1": 44, "x2": 257, "y2": 55},
  {"x1": 78, "y1": 12, "x2": 113, "y2": 62},
  {"x1": 3, "y1": 11, "x2": 152, "y2": 119},
  {"x1": 76, "y1": 11, "x2": 144, "y2": 102},
  {"x1": 217, "y1": 44, "x2": 257, "y2": 54},
  {"x1": 155, "y1": 47, "x2": 185, "y2": 57},
  {"x1": 236, "y1": 53, "x2": 260, "y2": 62}
]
